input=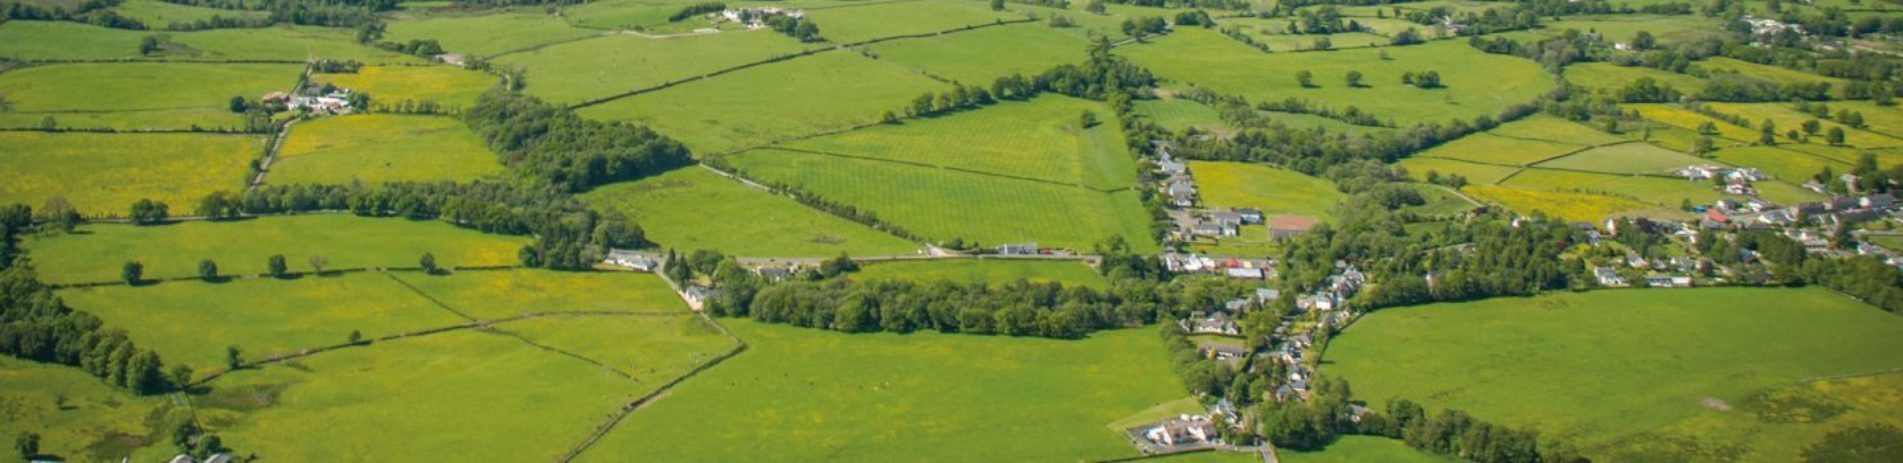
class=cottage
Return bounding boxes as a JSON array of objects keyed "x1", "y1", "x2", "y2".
[
  {"x1": 1141, "y1": 415, "x2": 1219, "y2": 447},
  {"x1": 1199, "y1": 344, "x2": 1249, "y2": 363},
  {"x1": 1827, "y1": 196, "x2": 1861, "y2": 211},
  {"x1": 996, "y1": 242, "x2": 1038, "y2": 255},
  {"x1": 1727, "y1": 168, "x2": 1767, "y2": 183},
  {"x1": 261, "y1": 91, "x2": 290, "y2": 103},
  {"x1": 1841, "y1": 173, "x2": 1862, "y2": 192},
  {"x1": 1255, "y1": 288, "x2": 1281, "y2": 303},
  {"x1": 1182, "y1": 312, "x2": 1241, "y2": 335},
  {"x1": 1157, "y1": 157, "x2": 1187, "y2": 176},
  {"x1": 755, "y1": 265, "x2": 796, "y2": 281},
  {"x1": 603, "y1": 249, "x2": 659, "y2": 271},
  {"x1": 1234, "y1": 208, "x2": 1265, "y2": 225},
  {"x1": 1593, "y1": 266, "x2": 1627, "y2": 287},
  {"x1": 1758, "y1": 209, "x2": 1795, "y2": 225},
  {"x1": 1208, "y1": 211, "x2": 1245, "y2": 228},
  {"x1": 1676, "y1": 164, "x2": 1720, "y2": 180},
  {"x1": 1644, "y1": 274, "x2": 1677, "y2": 287},
  {"x1": 683, "y1": 286, "x2": 723, "y2": 308},
  {"x1": 1269, "y1": 215, "x2": 1319, "y2": 239}
]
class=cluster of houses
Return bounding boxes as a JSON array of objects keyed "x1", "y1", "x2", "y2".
[
  {"x1": 1130, "y1": 414, "x2": 1222, "y2": 453},
  {"x1": 169, "y1": 454, "x2": 233, "y2": 463},
  {"x1": 262, "y1": 87, "x2": 354, "y2": 115},
  {"x1": 717, "y1": 6, "x2": 804, "y2": 29},
  {"x1": 1182, "y1": 209, "x2": 1264, "y2": 239},
  {"x1": 1742, "y1": 15, "x2": 1801, "y2": 36},
  {"x1": 1161, "y1": 253, "x2": 1275, "y2": 280},
  {"x1": 1703, "y1": 193, "x2": 1898, "y2": 230},
  {"x1": 1677, "y1": 164, "x2": 1768, "y2": 196}
]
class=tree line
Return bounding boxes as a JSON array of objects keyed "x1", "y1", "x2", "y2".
[{"x1": 464, "y1": 89, "x2": 693, "y2": 193}]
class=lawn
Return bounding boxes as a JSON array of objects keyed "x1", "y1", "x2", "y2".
[
  {"x1": 1532, "y1": 141, "x2": 1708, "y2": 174},
  {"x1": 383, "y1": 8, "x2": 601, "y2": 56},
  {"x1": 0, "y1": 131, "x2": 260, "y2": 214},
  {"x1": 867, "y1": 22, "x2": 1088, "y2": 84},
  {"x1": 391, "y1": 268, "x2": 689, "y2": 319},
  {"x1": 0, "y1": 357, "x2": 190, "y2": 463},
  {"x1": 1187, "y1": 161, "x2": 1344, "y2": 222},
  {"x1": 58, "y1": 273, "x2": 464, "y2": 375},
  {"x1": 780, "y1": 95, "x2": 1136, "y2": 189},
  {"x1": 800, "y1": 0, "x2": 1019, "y2": 44},
  {"x1": 312, "y1": 65, "x2": 498, "y2": 108},
  {"x1": 850, "y1": 258, "x2": 1109, "y2": 289},
  {"x1": 1564, "y1": 62, "x2": 1709, "y2": 95},
  {"x1": 1119, "y1": 28, "x2": 1554, "y2": 125},
  {"x1": 579, "y1": 167, "x2": 922, "y2": 257},
  {"x1": 1415, "y1": 133, "x2": 1585, "y2": 167},
  {"x1": 1328, "y1": 287, "x2": 1903, "y2": 462},
  {"x1": 267, "y1": 114, "x2": 503, "y2": 185},
  {"x1": 730, "y1": 148, "x2": 1159, "y2": 253},
  {"x1": 494, "y1": 30, "x2": 812, "y2": 104},
  {"x1": 1464, "y1": 184, "x2": 1657, "y2": 222},
  {"x1": 578, "y1": 51, "x2": 949, "y2": 154},
  {"x1": 25, "y1": 214, "x2": 527, "y2": 283},
  {"x1": 574, "y1": 320, "x2": 1189, "y2": 462},
  {"x1": 1137, "y1": 98, "x2": 1230, "y2": 134},
  {"x1": 0, "y1": 62, "x2": 301, "y2": 130}
]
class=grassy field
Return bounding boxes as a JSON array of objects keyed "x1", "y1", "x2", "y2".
[
  {"x1": 1629, "y1": 103, "x2": 1762, "y2": 143},
  {"x1": 1396, "y1": 157, "x2": 1521, "y2": 184},
  {"x1": 1539, "y1": 15, "x2": 1725, "y2": 45},
  {"x1": 1499, "y1": 169, "x2": 1732, "y2": 211},
  {"x1": 579, "y1": 167, "x2": 922, "y2": 257},
  {"x1": 0, "y1": 62, "x2": 300, "y2": 130},
  {"x1": 59, "y1": 273, "x2": 464, "y2": 375},
  {"x1": 1533, "y1": 142, "x2": 1708, "y2": 174},
  {"x1": 1706, "y1": 145, "x2": 1849, "y2": 184},
  {"x1": 1257, "y1": 32, "x2": 1392, "y2": 52},
  {"x1": 312, "y1": 65, "x2": 497, "y2": 108},
  {"x1": 1703, "y1": 102, "x2": 1903, "y2": 149},
  {"x1": 867, "y1": 22, "x2": 1088, "y2": 84},
  {"x1": 0, "y1": 21, "x2": 417, "y2": 62},
  {"x1": 579, "y1": 51, "x2": 949, "y2": 154},
  {"x1": 1487, "y1": 115, "x2": 1625, "y2": 146},
  {"x1": 1415, "y1": 133, "x2": 1584, "y2": 166},
  {"x1": 732, "y1": 148, "x2": 1158, "y2": 252},
  {"x1": 781, "y1": 96, "x2": 1135, "y2": 189},
  {"x1": 1137, "y1": 98, "x2": 1229, "y2": 134},
  {"x1": 850, "y1": 259, "x2": 1109, "y2": 289},
  {"x1": 1188, "y1": 161, "x2": 1345, "y2": 222},
  {"x1": 1464, "y1": 184, "x2": 1658, "y2": 222},
  {"x1": 0, "y1": 357, "x2": 191, "y2": 463},
  {"x1": 1328, "y1": 287, "x2": 1903, "y2": 462},
  {"x1": 393, "y1": 269, "x2": 689, "y2": 319},
  {"x1": 0, "y1": 132, "x2": 259, "y2": 214},
  {"x1": 575, "y1": 320, "x2": 1188, "y2": 462},
  {"x1": 495, "y1": 30, "x2": 812, "y2": 104},
  {"x1": 800, "y1": 0, "x2": 1018, "y2": 44},
  {"x1": 1699, "y1": 57, "x2": 1852, "y2": 97},
  {"x1": 25, "y1": 214, "x2": 526, "y2": 283},
  {"x1": 384, "y1": 8, "x2": 600, "y2": 56},
  {"x1": 111, "y1": 0, "x2": 268, "y2": 25},
  {"x1": 1119, "y1": 29, "x2": 1553, "y2": 125},
  {"x1": 561, "y1": 0, "x2": 700, "y2": 29},
  {"x1": 1564, "y1": 62, "x2": 1710, "y2": 95},
  {"x1": 1279, "y1": 436, "x2": 1456, "y2": 463},
  {"x1": 268, "y1": 115, "x2": 503, "y2": 185}
]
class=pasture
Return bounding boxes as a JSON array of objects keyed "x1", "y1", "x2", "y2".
[
  {"x1": 59, "y1": 273, "x2": 465, "y2": 375},
  {"x1": 1187, "y1": 161, "x2": 1345, "y2": 222},
  {"x1": 0, "y1": 21, "x2": 417, "y2": 62},
  {"x1": 575, "y1": 320, "x2": 1188, "y2": 462},
  {"x1": 1702, "y1": 102, "x2": 1903, "y2": 149},
  {"x1": 1539, "y1": 15, "x2": 1724, "y2": 45},
  {"x1": 1706, "y1": 145, "x2": 1848, "y2": 184},
  {"x1": 0, "y1": 132, "x2": 259, "y2": 214},
  {"x1": 1532, "y1": 141, "x2": 1708, "y2": 174},
  {"x1": 383, "y1": 8, "x2": 600, "y2": 56},
  {"x1": 1119, "y1": 29, "x2": 1554, "y2": 125},
  {"x1": 1698, "y1": 57, "x2": 1852, "y2": 96},
  {"x1": 0, "y1": 357, "x2": 189, "y2": 463},
  {"x1": 578, "y1": 167, "x2": 922, "y2": 257},
  {"x1": 1136, "y1": 97, "x2": 1230, "y2": 134},
  {"x1": 313, "y1": 65, "x2": 498, "y2": 108},
  {"x1": 730, "y1": 148, "x2": 1158, "y2": 253},
  {"x1": 1280, "y1": 436, "x2": 1456, "y2": 463},
  {"x1": 392, "y1": 269, "x2": 690, "y2": 319},
  {"x1": 578, "y1": 51, "x2": 949, "y2": 154},
  {"x1": 1413, "y1": 133, "x2": 1584, "y2": 167},
  {"x1": 1486, "y1": 115, "x2": 1624, "y2": 146},
  {"x1": 867, "y1": 23, "x2": 1089, "y2": 85},
  {"x1": 1563, "y1": 62, "x2": 1709, "y2": 95},
  {"x1": 0, "y1": 62, "x2": 301, "y2": 130},
  {"x1": 1463, "y1": 184, "x2": 1658, "y2": 222},
  {"x1": 25, "y1": 214, "x2": 526, "y2": 283},
  {"x1": 850, "y1": 259, "x2": 1109, "y2": 289},
  {"x1": 110, "y1": 0, "x2": 269, "y2": 25},
  {"x1": 799, "y1": 0, "x2": 1018, "y2": 44},
  {"x1": 268, "y1": 114, "x2": 503, "y2": 185},
  {"x1": 1328, "y1": 287, "x2": 1903, "y2": 462},
  {"x1": 1396, "y1": 156, "x2": 1521, "y2": 185},
  {"x1": 1498, "y1": 169, "x2": 1727, "y2": 209},
  {"x1": 494, "y1": 30, "x2": 811, "y2": 104},
  {"x1": 781, "y1": 96, "x2": 1135, "y2": 189}
]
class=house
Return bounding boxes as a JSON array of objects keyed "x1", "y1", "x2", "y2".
[
  {"x1": 1727, "y1": 168, "x2": 1767, "y2": 183},
  {"x1": 603, "y1": 249, "x2": 659, "y2": 271},
  {"x1": 1863, "y1": 194, "x2": 1897, "y2": 210},
  {"x1": 1724, "y1": 184, "x2": 1757, "y2": 196},
  {"x1": 204, "y1": 455, "x2": 233, "y2": 463},
  {"x1": 683, "y1": 286, "x2": 722, "y2": 308},
  {"x1": 170, "y1": 455, "x2": 197, "y2": 463},
  {"x1": 1645, "y1": 274, "x2": 1677, "y2": 287},
  {"x1": 1182, "y1": 312, "x2": 1241, "y2": 335},
  {"x1": 1141, "y1": 415, "x2": 1219, "y2": 447},
  {"x1": 261, "y1": 91, "x2": 290, "y2": 103},
  {"x1": 1235, "y1": 208, "x2": 1264, "y2": 225},
  {"x1": 1269, "y1": 215, "x2": 1319, "y2": 239},
  {"x1": 1827, "y1": 196, "x2": 1861, "y2": 211},
  {"x1": 1803, "y1": 180, "x2": 1828, "y2": 193},
  {"x1": 996, "y1": 242, "x2": 1038, "y2": 255},
  {"x1": 1226, "y1": 267, "x2": 1265, "y2": 280},
  {"x1": 1672, "y1": 276, "x2": 1693, "y2": 287},
  {"x1": 1157, "y1": 156, "x2": 1187, "y2": 176},
  {"x1": 1842, "y1": 173, "x2": 1862, "y2": 192},
  {"x1": 1758, "y1": 209, "x2": 1795, "y2": 225},
  {"x1": 1746, "y1": 199, "x2": 1775, "y2": 212},
  {"x1": 1208, "y1": 211, "x2": 1245, "y2": 228},
  {"x1": 1255, "y1": 288, "x2": 1281, "y2": 303},
  {"x1": 1742, "y1": 15, "x2": 1799, "y2": 35},
  {"x1": 1593, "y1": 266, "x2": 1627, "y2": 287},
  {"x1": 434, "y1": 53, "x2": 467, "y2": 66},
  {"x1": 1166, "y1": 181, "x2": 1196, "y2": 207},
  {"x1": 755, "y1": 265, "x2": 796, "y2": 281},
  {"x1": 1705, "y1": 209, "x2": 1730, "y2": 224},
  {"x1": 1677, "y1": 164, "x2": 1721, "y2": 180},
  {"x1": 1190, "y1": 221, "x2": 1227, "y2": 237},
  {"x1": 1199, "y1": 344, "x2": 1249, "y2": 363},
  {"x1": 1625, "y1": 251, "x2": 1647, "y2": 268}
]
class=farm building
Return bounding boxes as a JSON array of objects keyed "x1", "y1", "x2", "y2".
[
  {"x1": 604, "y1": 249, "x2": 659, "y2": 271},
  {"x1": 1139, "y1": 415, "x2": 1219, "y2": 448},
  {"x1": 996, "y1": 243, "x2": 1038, "y2": 255}
]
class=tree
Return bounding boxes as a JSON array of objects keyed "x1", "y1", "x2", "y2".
[
  {"x1": 167, "y1": 365, "x2": 192, "y2": 391},
  {"x1": 1759, "y1": 119, "x2": 1777, "y2": 145},
  {"x1": 14, "y1": 432, "x2": 38, "y2": 460},
  {"x1": 198, "y1": 259, "x2": 218, "y2": 281},
  {"x1": 1631, "y1": 30, "x2": 1656, "y2": 50},
  {"x1": 419, "y1": 252, "x2": 438, "y2": 274},
  {"x1": 1080, "y1": 110, "x2": 1099, "y2": 128},
  {"x1": 1802, "y1": 119, "x2": 1822, "y2": 135},
  {"x1": 990, "y1": 0, "x2": 1003, "y2": 10},
  {"x1": 122, "y1": 260, "x2": 144, "y2": 285},
  {"x1": 228, "y1": 96, "x2": 247, "y2": 113},
  {"x1": 129, "y1": 198, "x2": 168, "y2": 225},
  {"x1": 1084, "y1": 0, "x2": 1105, "y2": 14},
  {"x1": 267, "y1": 254, "x2": 288, "y2": 278},
  {"x1": 1693, "y1": 135, "x2": 1715, "y2": 155},
  {"x1": 308, "y1": 255, "x2": 328, "y2": 275},
  {"x1": 880, "y1": 110, "x2": 899, "y2": 124},
  {"x1": 1296, "y1": 70, "x2": 1314, "y2": 88},
  {"x1": 1827, "y1": 126, "x2": 1846, "y2": 146},
  {"x1": 139, "y1": 35, "x2": 160, "y2": 55},
  {"x1": 225, "y1": 345, "x2": 243, "y2": 370},
  {"x1": 38, "y1": 196, "x2": 82, "y2": 233},
  {"x1": 348, "y1": 330, "x2": 363, "y2": 344},
  {"x1": 1312, "y1": 36, "x2": 1332, "y2": 50},
  {"x1": 1345, "y1": 70, "x2": 1364, "y2": 87}
]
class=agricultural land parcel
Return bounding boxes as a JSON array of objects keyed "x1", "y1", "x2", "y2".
[
  {"x1": 312, "y1": 65, "x2": 498, "y2": 108},
  {"x1": 0, "y1": 62, "x2": 302, "y2": 130},
  {"x1": 494, "y1": 30, "x2": 811, "y2": 105},
  {"x1": 267, "y1": 114, "x2": 503, "y2": 185},
  {"x1": 1187, "y1": 161, "x2": 1345, "y2": 222},
  {"x1": 382, "y1": 8, "x2": 600, "y2": 56},
  {"x1": 0, "y1": 21, "x2": 421, "y2": 62},
  {"x1": 579, "y1": 167, "x2": 922, "y2": 257},
  {"x1": 0, "y1": 132, "x2": 259, "y2": 214},
  {"x1": 851, "y1": 259, "x2": 1109, "y2": 289}
]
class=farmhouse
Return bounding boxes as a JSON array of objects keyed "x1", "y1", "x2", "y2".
[
  {"x1": 1269, "y1": 215, "x2": 1319, "y2": 239},
  {"x1": 1864, "y1": 194, "x2": 1897, "y2": 210},
  {"x1": 1138, "y1": 415, "x2": 1219, "y2": 448},
  {"x1": 603, "y1": 249, "x2": 659, "y2": 271}
]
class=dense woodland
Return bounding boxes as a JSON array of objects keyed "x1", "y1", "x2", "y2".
[{"x1": 465, "y1": 90, "x2": 693, "y2": 192}]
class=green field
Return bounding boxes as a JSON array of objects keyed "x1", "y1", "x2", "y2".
[
  {"x1": 0, "y1": 132, "x2": 259, "y2": 214},
  {"x1": 25, "y1": 214, "x2": 527, "y2": 283},
  {"x1": 1707, "y1": 145, "x2": 1848, "y2": 184},
  {"x1": 851, "y1": 258, "x2": 1109, "y2": 289},
  {"x1": 1120, "y1": 28, "x2": 1554, "y2": 125},
  {"x1": 1699, "y1": 57, "x2": 1852, "y2": 97},
  {"x1": 1257, "y1": 32, "x2": 1392, "y2": 52},
  {"x1": 313, "y1": 65, "x2": 498, "y2": 108},
  {"x1": 1703, "y1": 102, "x2": 1903, "y2": 149},
  {"x1": 59, "y1": 273, "x2": 465, "y2": 375},
  {"x1": 867, "y1": 22, "x2": 1088, "y2": 84},
  {"x1": 579, "y1": 166, "x2": 922, "y2": 257},
  {"x1": 562, "y1": 0, "x2": 702, "y2": 29},
  {"x1": 268, "y1": 115, "x2": 503, "y2": 185},
  {"x1": 0, "y1": 62, "x2": 300, "y2": 130},
  {"x1": 0, "y1": 21, "x2": 418, "y2": 62},
  {"x1": 1564, "y1": 62, "x2": 1710, "y2": 95},
  {"x1": 1533, "y1": 141, "x2": 1708, "y2": 174},
  {"x1": 1397, "y1": 156, "x2": 1521, "y2": 184},
  {"x1": 1539, "y1": 15, "x2": 1724, "y2": 45},
  {"x1": 495, "y1": 30, "x2": 812, "y2": 104},
  {"x1": 782, "y1": 96, "x2": 1134, "y2": 188},
  {"x1": 1499, "y1": 169, "x2": 1731, "y2": 210},
  {"x1": 393, "y1": 268, "x2": 690, "y2": 319},
  {"x1": 575, "y1": 320, "x2": 1188, "y2": 462},
  {"x1": 110, "y1": 0, "x2": 268, "y2": 25},
  {"x1": 1415, "y1": 133, "x2": 1584, "y2": 167},
  {"x1": 384, "y1": 8, "x2": 600, "y2": 56},
  {"x1": 0, "y1": 357, "x2": 191, "y2": 463},
  {"x1": 1464, "y1": 184, "x2": 1659, "y2": 222},
  {"x1": 1136, "y1": 97, "x2": 1229, "y2": 134},
  {"x1": 1280, "y1": 436, "x2": 1456, "y2": 463},
  {"x1": 1329, "y1": 287, "x2": 1903, "y2": 462},
  {"x1": 579, "y1": 51, "x2": 949, "y2": 153},
  {"x1": 1188, "y1": 160, "x2": 1344, "y2": 222},
  {"x1": 800, "y1": 0, "x2": 1018, "y2": 44},
  {"x1": 1487, "y1": 115, "x2": 1625, "y2": 146}
]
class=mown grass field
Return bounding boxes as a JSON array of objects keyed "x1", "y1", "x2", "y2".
[
  {"x1": 1498, "y1": 169, "x2": 1734, "y2": 211},
  {"x1": 1188, "y1": 161, "x2": 1344, "y2": 222},
  {"x1": 561, "y1": 0, "x2": 700, "y2": 29},
  {"x1": 1257, "y1": 32, "x2": 1391, "y2": 52},
  {"x1": 313, "y1": 65, "x2": 498, "y2": 108},
  {"x1": 0, "y1": 62, "x2": 300, "y2": 130},
  {"x1": 576, "y1": 320, "x2": 1188, "y2": 462},
  {"x1": 1119, "y1": 29, "x2": 1553, "y2": 125},
  {"x1": 268, "y1": 115, "x2": 503, "y2": 185},
  {"x1": 25, "y1": 214, "x2": 526, "y2": 283},
  {"x1": 732, "y1": 148, "x2": 1157, "y2": 252},
  {"x1": 0, "y1": 132, "x2": 259, "y2": 214},
  {"x1": 1328, "y1": 287, "x2": 1903, "y2": 462},
  {"x1": 495, "y1": 30, "x2": 811, "y2": 104},
  {"x1": 0, "y1": 357, "x2": 193, "y2": 462},
  {"x1": 1706, "y1": 145, "x2": 1848, "y2": 184},
  {"x1": 850, "y1": 259, "x2": 1109, "y2": 289},
  {"x1": 579, "y1": 167, "x2": 922, "y2": 257},
  {"x1": 393, "y1": 269, "x2": 689, "y2": 319},
  {"x1": 800, "y1": 0, "x2": 1018, "y2": 44},
  {"x1": 384, "y1": 8, "x2": 600, "y2": 56},
  {"x1": 867, "y1": 22, "x2": 1088, "y2": 84},
  {"x1": 59, "y1": 273, "x2": 464, "y2": 375},
  {"x1": 781, "y1": 96, "x2": 1135, "y2": 189},
  {"x1": 579, "y1": 51, "x2": 949, "y2": 153},
  {"x1": 492, "y1": 313, "x2": 737, "y2": 378},
  {"x1": 1487, "y1": 115, "x2": 1625, "y2": 146}
]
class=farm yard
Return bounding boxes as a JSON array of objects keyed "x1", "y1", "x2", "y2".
[{"x1": 7, "y1": 0, "x2": 1903, "y2": 462}]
